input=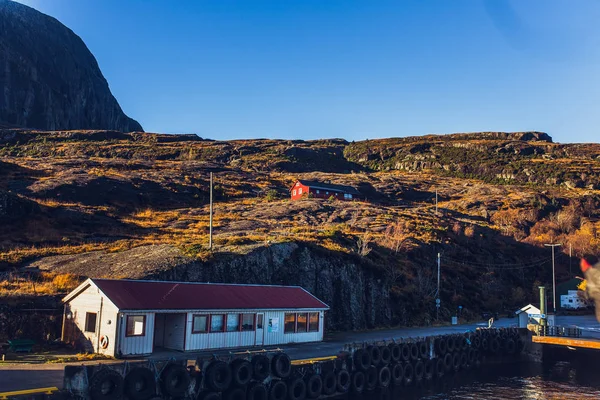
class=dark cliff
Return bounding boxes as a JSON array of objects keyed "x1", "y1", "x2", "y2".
[{"x1": 0, "y1": 0, "x2": 142, "y2": 132}]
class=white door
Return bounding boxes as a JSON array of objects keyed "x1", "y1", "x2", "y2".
[{"x1": 255, "y1": 314, "x2": 264, "y2": 346}]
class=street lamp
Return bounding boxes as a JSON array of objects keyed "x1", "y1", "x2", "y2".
[{"x1": 544, "y1": 243, "x2": 562, "y2": 313}]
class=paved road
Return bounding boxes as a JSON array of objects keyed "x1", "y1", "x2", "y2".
[{"x1": 0, "y1": 315, "x2": 596, "y2": 392}]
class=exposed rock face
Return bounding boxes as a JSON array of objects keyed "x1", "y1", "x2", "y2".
[{"x1": 0, "y1": 0, "x2": 142, "y2": 132}]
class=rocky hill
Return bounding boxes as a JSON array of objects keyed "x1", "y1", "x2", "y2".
[
  {"x1": 1, "y1": 130, "x2": 599, "y2": 339},
  {"x1": 0, "y1": 0, "x2": 142, "y2": 132}
]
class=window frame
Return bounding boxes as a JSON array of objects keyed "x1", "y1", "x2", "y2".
[
  {"x1": 226, "y1": 313, "x2": 240, "y2": 332},
  {"x1": 209, "y1": 314, "x2": 225, "y2": 333},
  {"x1": 192, "y1": 314, "x2": 209, "y2": 334},
  {"x1": 84, "y1": 312, "x2": 97, "y2": 333},
  {"x1": 241, "y1": 314, "x2": 255, "y2": 331},
  {"x1": 284, "y1": 313, "x2": 296, "y2": 334},
  {"x1": 293, "y1": 190, "x2": 296, "y2": 196},
  {"x1": 125, "y1": 315, "x2": 146, "y2": 337},
  {"x1": 308, "y1": 312, "x2": 319, "y2": 332},
  {"x1": 296, "y1": 312, "x2": 308, "y2": 333}
]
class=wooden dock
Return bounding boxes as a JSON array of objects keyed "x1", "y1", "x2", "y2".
[{"x1": 532, "y1": 335, "x2": 600, "y2": 350}]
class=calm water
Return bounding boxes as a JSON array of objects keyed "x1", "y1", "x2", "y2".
[{"x1": 355, "y1": 362, "x2": 600, "y2": 400}]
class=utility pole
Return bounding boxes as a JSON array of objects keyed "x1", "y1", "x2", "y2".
[
  {"x1": 209, "y1": 172, "x2": 213, "y2": 250},
  {"x1": 435, "y1": 190, "x2": 438, "y2": 215},
  {"x1": 436, "y1": 253, "x2": 441, "y2": 320},
  {"x1": 569, "y1": 243, "x2": 573, "y2": 276},
  {"x1": 544, "y1": 243, "x2": 561, "y2": 313}
]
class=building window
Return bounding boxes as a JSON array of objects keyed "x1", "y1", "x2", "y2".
[
  {"x1": 85, "y1": 312, "x2": 97, "y2": 333},
  {"x1": 316, "y1": 190, "x2": 320, "y2": 194},
  {"x1": 210, "y1": 314, "x2": 225, "y2": 332},
  {"x1": 226, "y1": 314, "x2": 240, "y2": 332},
  {"x1": 192, "y1": 315, "x2": 208, "y2": 333},
  {"x1": 326, "y1": 191, "x2": 329, "y2": 195},
  {"x1": 257, "y1": 314, "x2": 264, "y2": 329},
  {"x1": 241, "y1": 314, "x2": 255, "y2": 331},
  {"x1": 297, "y1": 313, "x2": 308, "y2": 333},
  {"x1": 293, "y1": 190, "x2": 296, "y2": 196},
  {"x1": 126, "y1": 315, "x2": 146, "y2": 337},
  {"x1": 284, "y1": 313, "x2": 296, "y2": 333},
  {"x1": 309, "y1": 313, "x2": 319, "y2": 332}
]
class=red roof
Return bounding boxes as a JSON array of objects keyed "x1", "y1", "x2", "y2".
[{"x1": 90, "y1": 279, "x2": 329, "y2": 311}]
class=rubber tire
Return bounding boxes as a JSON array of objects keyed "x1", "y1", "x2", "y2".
[
  {"x1": 269, "y1": 380, "x2": 287, "y2": 400},
  {"x1": 380, "y1": 346, "x2": 392, "y2": 366},
  {"x1": 443, "y1": 353, "x2": 453, "y2": 372},
  {"x1": 305, "y1": 374, "x2": 322, "y2": 399},
  {"x1": 446, "y1": 336, "x2": 455, "y2": 353},
  {"x1": 400, "y1": 344, "x2": 411, "y2": 362},
  {"x1": 418, "y1": 342, "x2": 428, "y2": 360},
  {"x1": 409, "y1": 343, "x2": 419, "y2": 361},
  {"x1": 472, "y1": 336, "x2": 481, "y2": 349},
  {"x1": 391, "y1": 363, "x2": 403, "y2": 386},
  {"x1": 336, "y1": 370, "x2": 351, "y2": 393},
  {"x1": 468, "y1": 348, "x2": 476, "y2": 366},
  {"x1": 322, "y1": 371, "x2": 337, "y2": 395},
  {"x1": 272, "y1": 353, "x2": 292, "y2": 379},
  {"x1": 377, "y1": 366, "x2": 391, "y2": 388},
  {"x1": 403, "y1": 362, "x2": 414, "y2": 386},
  {"x1": 436, "y1": 337, "x2": 447, "y2": 356},
  {"x1": 287, "y1": 377, "x2": 306, "y2": 400},
  {"x1": 353, "y1": 348, "x2": 371, "y2": 371},
  {"x1": 350, "y1": 371, "x2": 365, "y2": 393},
  {"x1": 481, "y1": 338, "x2": 489, "y2": 352},
  {"x1": 251, "y1": 355, "x2": 271, "y2": 381},
  {"x1": 368, "y1": 345, "x2": 382, "y2": 366},
  {"x1": 460, "y1": 352, "x2": 468, "y2": 369},
  {"x1": 389, "y1": 343, "x2": 401, "y2": 363},
  {"x1": 197, "y1": 392, "x2": 220, "y2": 400},
  {"x1": 124, "y1": 367, "x2": 155, "y2": 400},
  {"x1": 205, "y1": 361, "x2": 232, "y2": 392},
  {"x1": 434, "y1": 358, "x2": 445, "y2": 379},
  {"x1": 505, "y1": 338, "x2": 516, "y2": 355},
  {"x1": 490, "y1": 338, "x2": 500, "y2": 354},
  {"x1": 413, "y1": 360, "x2": 424, "y2": 381},
  {"x1": 365, "y1": 365, "x2": 378, "y2": 391},
  {"x1": 224, "y1": 388, "x2": 245, "y2": 400},
  {"x1": 231, "y1": 359, "x2": 252, "y2": 387},
  {"x1": 89, "y1": 368, "x2": 124, "y2": 400},
  {"x1": 452, "y1": 353, "x2": 461, "y2": 372},
  {"x1": 424, "y1": 359, "x2": 434, "y2": 380},
  {"x1": 161, "y1": 363, "x2": 190, "y2": 397},
  {"x1": 247, "y1": 382, "x2": 268, "y2": 400}
]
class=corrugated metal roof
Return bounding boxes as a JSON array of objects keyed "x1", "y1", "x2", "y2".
[
  {"x1": 296, "y1": 180, "x2": 362, "y2": 195},
  {"x1": 91, "y1": 279, "x2": 329, "y2": 311}
]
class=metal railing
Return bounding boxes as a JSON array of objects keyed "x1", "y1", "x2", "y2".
[{"x1": 537, "y1": 325, "x2": 582, "y2": 338}]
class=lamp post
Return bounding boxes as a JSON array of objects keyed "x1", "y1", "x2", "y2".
[{"x1": 544, "y1": 243, "x2": 561, "y2": 313}]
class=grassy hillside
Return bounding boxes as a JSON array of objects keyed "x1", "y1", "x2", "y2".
[{"x1": 1, "y1": 129, "x2": 599, "y2": 333}]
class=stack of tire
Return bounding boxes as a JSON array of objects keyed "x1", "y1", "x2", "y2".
[
  {"x1": 477, "y1": 328, "x2": 524, "y2": 358},
  {"x1": 433, "y1": 334, "x2": 479, "y2": 377}
]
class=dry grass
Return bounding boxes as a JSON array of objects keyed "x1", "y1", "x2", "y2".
[{"x1": 0, "y1": 272, "x2": 81, "y2": 297}]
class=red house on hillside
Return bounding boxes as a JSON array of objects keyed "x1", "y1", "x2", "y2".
[{"x1": 290, "y1": 180, "x2": 362, "y2": 201}]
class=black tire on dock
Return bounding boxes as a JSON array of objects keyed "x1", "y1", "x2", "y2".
[
  {"x1": 365, "y1": 365, "x2": 378, "y2": 391},
  {"x1": 443, "y1": 353, "x2": 453, "y2": 372},
  {"x1": 350, "y1": 371, "x2": 366, "y2": 393},
  {"x1": 435, "y1": 337, "x2": 447, "y2": 356},
  {"x1": 89, "y1": 368, "x2": 124, "y2": 400},
  {"x1": 505, "y1": 338, "x2": 516, "y2": 355},
  {"x1": 197, "y1": 392, "x2": 220, "y2": 400},
  {"x1": 377, "y1": 366, "x2": 391, "y2": 388},
  {"x1": 413, "y1": 360, "x2": 424, "y2": 381},
  {"x1": 247, "y1": 382, "x2": 268, "y2": 400},
  {"x1": 400, "y1": 343, "x2": 411, "y2": 362},
  {"x1": 223, "y1": 387, "x2": 246, "y2": 400},
  {"x1": 353, "y1": 348, "x2": 371, "y2": 371},
  {"x1": 490, "y1": 338, "x2": 500, "y2": 355},
  {"x1": 452, "y1": 353, "x2": 461, "y2": 372},
  {"x1": 472, "y1": 335, "x2": 481, "y2": 349},
  {"x1": 389, "y1": 343, "x2": 401, "y2": 363},
  {"x1": 409, "y1": 343, "x2": 419, "y2": 361},
  {"x1": 460, "y1": 352, "x2": 468, "y2": 369},
  {"x1": 305, "y1": 374, "x2": 322, "y2": 399},
  {"x1": 322, "y1": 371, "x2": 337, "y2": 395},
  {"x1": 446, "y1": 336, "x2": 455, "y2": 353},
  {"x1": 269, "y1": 380, "x2": 287, "y2": 400},
  {"x1": 391, "y1": 363, "x2": 404, "y2": 386},
  {"x1": 272, "y1": 353, "x2": 292, "y2": 379},
  {"x1": 336, "y1": 369, "x2": 351, "y2": 393},
  {"x1": 424, "y1": 359, "x2": 434, "y2": 380},
  {"x1": 418, "y1": 341, "x2": 428, "y2": 359},
  {"x1": 481, "y1": 338, "x2": 489, "y2": 352},
  {"x1": 124, "y1": 367, "x2": 155, "y2": 400},
  {"x1": 287, "y1": 377, "x2": 306, "y2": 400},
  {"x1": 161, "y1": 363, "x2": 190, "y2": 397},
  {"x1": 403, "y1": 362, "x2": 414, "y2": 386},
  {"x1": 467, "y1": 348, "x2": 476, "y2": 366},
  {"x1": 368, "y1": 345, "x2": 382, "y2": 366},
  {"x1": 251, "y1": 355, "x2": 271, "y2": 381},
  {"x1": 205, "y1": 361, "x2": 232, "y2": 392},
  {"x1": 231, "y1": 359, "x2": 253, "y2": 387},
  {"x1": 380, "y1": 345, "x2": 392, "y2": 365},
  {"x1": 434, "y1": 358, "x2": 445, "y2": 379}
]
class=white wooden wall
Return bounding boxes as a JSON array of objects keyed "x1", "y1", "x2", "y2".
[
  {"x1": 65, "y1": 284, "x2": 118, "y2": 356},
  {"x1": 262, "y1": 310, "x2": 324, "y2": 346},
  {"x1": 118, "y1": 312, "x2": 155, "y2": 356}
]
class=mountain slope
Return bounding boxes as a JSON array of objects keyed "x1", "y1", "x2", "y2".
[{"x1": 0, "y1": 0, "x2": 142, "y2": 132}]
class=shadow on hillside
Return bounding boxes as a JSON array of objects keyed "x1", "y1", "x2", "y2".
[{"x1": 0, "y1": 160, "x2": 46, "y2": 191}]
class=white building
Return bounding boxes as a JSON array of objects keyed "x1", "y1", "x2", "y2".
[
  {"x1": 515, "y1": 303, "x2": 555, "y2": 328},
  {"x1": 61, "y1": 279, "x2": 329, "y2": 357},
  {"x1": 561, "y1": 290, "x2": 588, "y2": 309}
]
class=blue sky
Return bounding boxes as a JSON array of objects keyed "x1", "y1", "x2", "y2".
[{"x1": 15, "y1": 1, "x2": 600, "y2": 142}]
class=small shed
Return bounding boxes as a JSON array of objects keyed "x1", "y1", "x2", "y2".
[
  {"x1": 290, "y1": 180, "x2": 362, "y2": 201},
  {"x1": 62, "y1": 279, "x2": 329, "y2": 357},
  {"x1": 515, "y1": 304, "x2": 542, "y2": 328}
]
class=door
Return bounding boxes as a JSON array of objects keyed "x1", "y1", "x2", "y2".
[{"x1": 255, "y1": 313, "x2": 264, "y2": 346}]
